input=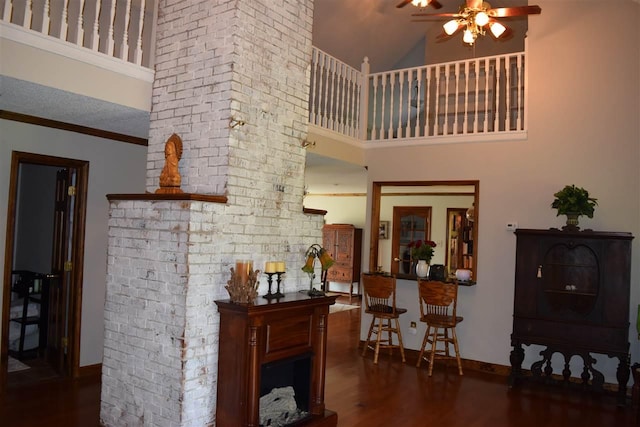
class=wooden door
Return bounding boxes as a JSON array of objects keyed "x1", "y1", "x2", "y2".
[
  {"x1": 1, "y1": 152, "x2": 87, "y2": 389},
  {"x1": 391, "y1": 207, "x2": 431, "y2": 278},
  {"x1": 47, "y1": 168, "x2": 75, "y2": 372}
]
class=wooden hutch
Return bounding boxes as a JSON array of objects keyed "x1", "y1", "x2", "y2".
[{"x1": 509, "y1": 228, "x2": 634, "y2": 405}]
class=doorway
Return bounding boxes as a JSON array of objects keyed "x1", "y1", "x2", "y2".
[{"x1": 1, "y1": 151, "x2": 88, "y2": 389}]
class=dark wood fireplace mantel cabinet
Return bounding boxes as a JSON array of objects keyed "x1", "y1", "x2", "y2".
[
  {"x1": 215, "y1": 293, "x2": 338, "y2": 427},
  {"x1": 509, "y1": 228, "x2": 634, "y2": 405}
]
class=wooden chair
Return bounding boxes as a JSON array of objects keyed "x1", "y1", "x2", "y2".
[
  {"x1": 361, "y1": 273, "x2": 406, "y2": 364},
  {"x1": 416, "y1": 279, "x2": 463, "y2": 375}
]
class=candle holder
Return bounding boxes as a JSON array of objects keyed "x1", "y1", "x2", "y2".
[
  {"x1": 263, "y1": 272, "x2": 277, "y2": 300},
  {"x1": 273, "y1": 271, "x2": 285, "y2": 298}
]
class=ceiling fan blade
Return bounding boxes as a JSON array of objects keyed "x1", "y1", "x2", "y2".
[
  {"x1": 412, "y1": 12, "x2": 459, "y2": 17},
  {"x1": 489, "y1": 5, "x2": 542, "y2": 17},
  {"x1": 397, "y1": 0, "x2": 443, "y2": 8},
  {"x1": 466, "y1": 0, "x2": 483, "y2": 9}
]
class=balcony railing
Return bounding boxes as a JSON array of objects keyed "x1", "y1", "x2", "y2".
[
  {"x1": 310, "y1": 47, "x2": 528, "y2": 144},
  {"x1": 1, "y1": 1, "x2": 527, "y2": 143},
  {"x1": 1, "y1": 0, "x2": 156, "y2": 68}
]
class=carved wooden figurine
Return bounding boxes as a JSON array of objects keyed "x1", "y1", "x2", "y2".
[{"x1": 155, "y1": 133, "x2": 184, "y2": 194}]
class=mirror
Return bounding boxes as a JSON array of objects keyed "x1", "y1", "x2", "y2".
[{"x1": 370, "y1": 180, "x2": 479, "y2": 281}]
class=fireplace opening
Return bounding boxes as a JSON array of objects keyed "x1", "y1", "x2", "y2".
[{"x1": 259, "y1": 353, "x2": 313, "y2": 426}]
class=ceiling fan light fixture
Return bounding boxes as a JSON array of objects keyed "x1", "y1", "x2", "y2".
[
  {"x1": 474, "y1": 11, "x2": 490, "y2": 27},
  {"x1": 463, "y1": 28, "x2": 475, "y2": 45},
  {"x1": 411, "y1": 0, "x2": 428, "y2": 7},
  {"x1": 489, "y1": 21, "x2": 506, "y2": 38},
  {"x1": 443, "y1": 19, "x2": 460, "y2": 35}
]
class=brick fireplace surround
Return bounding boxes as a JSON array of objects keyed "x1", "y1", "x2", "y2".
[{"x1": 100, "y1": 1, "x2": 325, "y2": 426}]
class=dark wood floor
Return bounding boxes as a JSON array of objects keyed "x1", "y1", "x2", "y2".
[{"x1": 1, "y1": 295, "x2": 637, "y2": 426}]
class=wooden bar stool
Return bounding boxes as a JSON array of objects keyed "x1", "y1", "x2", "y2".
[
  {"x1": 361, "y1": 273, "x2": 406, "y2": 364},
  {"x1": 416, "y1": 279, "x2": 463, "y2": 375}
]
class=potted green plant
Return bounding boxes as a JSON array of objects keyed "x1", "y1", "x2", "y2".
[{"x1": 551, "y1": 184, "x2": 598, "y2": 231}]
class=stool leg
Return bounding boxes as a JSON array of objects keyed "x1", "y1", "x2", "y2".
[
  {"x1": 374, "y1": 317, "x2": 384, "y2": 364},
  {"x1": 362, "y1": 316, "x2": 376, "y2": 357},
  {"x1": 394, "y1": 318, "x2": 406, "y2": 363},
  {"x1": 417, "y1": 324, "x2": 431, "y2": 368},
  {"x1": 451, "y1": 327, "x2": 463, "y2": 375},
  {"x1": 428, "y1": 327, "x2": 439, "y2": 376}
]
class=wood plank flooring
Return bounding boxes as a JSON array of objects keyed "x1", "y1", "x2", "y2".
[{"x1": 1, "y1": 296, "x2": 637, "y2": 426}]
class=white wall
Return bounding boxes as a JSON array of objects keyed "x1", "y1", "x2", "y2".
[
  {"x1": 0, "y1": 119, "x2": 147, "y2": 366},
  {"x1": 362, "y1": 0, "x2": 640, "y2": 383}
]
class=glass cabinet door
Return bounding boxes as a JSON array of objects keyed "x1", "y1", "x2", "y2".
[{"x1": 391, "y1": 206, "x2": 431, "y2": 278}]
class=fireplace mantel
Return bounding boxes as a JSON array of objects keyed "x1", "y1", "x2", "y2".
[{"x1": 215, "y1": 293, "x2": 338, "y2": 427}]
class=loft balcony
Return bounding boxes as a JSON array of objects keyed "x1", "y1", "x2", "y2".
[{"x1": 1, "y1": 1, "x2": 527, "y2": 145}]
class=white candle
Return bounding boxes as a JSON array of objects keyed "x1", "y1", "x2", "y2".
[
  {"x1": 378, "y1": 250, "x2": 382, "y2": 268},
  {"x1": 275, "y1": 261, "x2": 286, "y2": 272}
]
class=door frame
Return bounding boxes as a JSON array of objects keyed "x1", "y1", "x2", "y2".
[{"x1": 1, "y1": 151, "x2": 88, "y2": 390}]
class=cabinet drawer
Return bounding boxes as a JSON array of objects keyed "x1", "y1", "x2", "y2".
[
  {"x1": 265, "y1": 314, "x2": 312, "y2": 359},
  {"x1": 327, "y1": 267, "x2": 353, "y2": 283}
]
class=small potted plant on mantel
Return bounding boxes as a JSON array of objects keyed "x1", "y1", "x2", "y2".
[{"x1": 551, "y1": 184, "x2": 598, "y2": 231}]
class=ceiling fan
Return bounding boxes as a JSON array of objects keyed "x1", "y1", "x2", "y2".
[
  {"x1": 411, "y1": 0, "x2": 541, "y2": 45},
  {"x1": 396, "y1": 0, "x2": 443, "y2": 9}
]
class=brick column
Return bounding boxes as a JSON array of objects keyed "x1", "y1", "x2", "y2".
[{"x1": 101, "y1": 1, "x2": 322, "y2": 426}]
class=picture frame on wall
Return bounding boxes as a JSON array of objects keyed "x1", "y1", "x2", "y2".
[{"x1": 379, "y1": 221, "x2": 390, "y2": 239}]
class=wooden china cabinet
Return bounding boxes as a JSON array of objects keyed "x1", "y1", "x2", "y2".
[
  {"x1": 322, "y1": 224, "x2": 362, "y2": 298},
  {"x1": 509, "y1": 228, "x2": 634, "y2": 405}
]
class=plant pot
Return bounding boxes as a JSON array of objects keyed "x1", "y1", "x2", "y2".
[{"x1": 563, "y1": 213, "x2": 580, "y2": 231}]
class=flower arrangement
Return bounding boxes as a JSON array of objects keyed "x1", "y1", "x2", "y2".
[{"x1": 408, "y1": 239, "x2": 437, "y2": 262}]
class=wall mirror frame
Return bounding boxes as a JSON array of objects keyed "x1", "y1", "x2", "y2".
[{"x1": 369, "y1": 180, "x2": 479, "y2": 281}]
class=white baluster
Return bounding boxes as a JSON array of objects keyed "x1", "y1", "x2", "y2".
[
  {"x1": 397, "y1": 70, "x2": 404, "y2": 138},
  {"x1": 493, "y1": 58, "x2": 500, "y2": 132},
  {"x1": 505, "y1": 56, "x2": 512, "y2": 131},
  {"x1": 3, "y1": 0, "x2": 13, "y2": 22},
  {"x1": 60, "y1": 0, "x2": 69, "y2": 41},
  {"x1": 88, "y1": 0, "x2": 101, "y2": 51},
  {"x1": 473, "y1": 60, "x2": 480, "y2": 133},
  {"x1": 371, "y1": 74, "x2": 379, "y2": 139},
  {"x1": 453, "y1": 62, "x2": 460, "y2": 134},
  {"x1": 380, "y1": 74, "x2": 387, "y2": 139},
  {"x1": 41, "y1": 0, "x2": 50, "y2": 35},
  {"x1": 413, "y1": 68, "x2": 422, "y2": 137},
  {"x1": 337, "y1": 63, "x2": 346, "y2": 133},
  {"x1": 72, "y1": 0, "x2": 86, "y2": 46},
  {"x1": 328, "y1": 58, "x2": 336, "y2": 131},
  {"x1": 424, "y1": 66, "x2": 431, "y2": 137},
  {"x1": 105, "y1": 0, "x2": 116, "y2": 56},
  {"x1": 321, "y1": 54, "x2": 330, "y2": 128},
  {"x1": 23, "y1": 0, "x2": 33, "y2": 28},
  {"x1": 434, "y1": 66, "x2": 441, "y2": 135},
  {"x1": 516, "y1": 54, "x2": 523, "y2": 130},
  {"x1": 132, "y1": 0, "x2": 145, "y2": 65},
  {"x1": 119, "y1": 0, "x2": 132, "y2": 60},
  {"x1": 484, "y1": 58, "x2": 491, "y2": 132},
  {"x1": 310, "y1": 48, "x2": 319, "y2": 126},
  {"x1": 388, "y1": 71, "x2": 396, "y2": 138},
  {"x1": 359, "y1": 57, "x2": 370, "y2": 141}
]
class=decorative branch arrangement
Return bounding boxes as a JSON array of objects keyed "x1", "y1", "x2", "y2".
[{"x1": 226, "y1": 267, "x2": 260, "y2": 304}]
